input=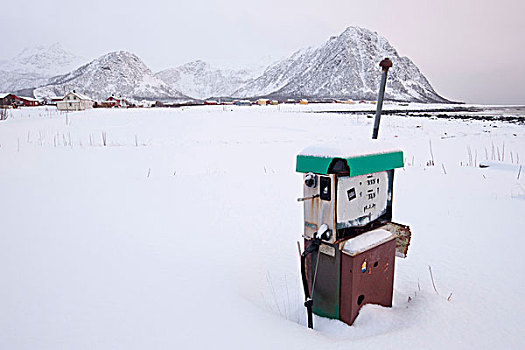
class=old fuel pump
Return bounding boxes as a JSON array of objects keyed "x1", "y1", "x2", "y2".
[{"x1": 297, "y1": 144, "x2": 411, "y2": 327}]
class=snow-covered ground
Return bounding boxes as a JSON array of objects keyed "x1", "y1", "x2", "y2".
[{"x1": 0, "y1": 104, "x2": 524, "y2": 349}]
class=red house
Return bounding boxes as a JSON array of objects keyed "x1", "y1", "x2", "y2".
[
  {"x1": 0, "y1": 94, "x2": 40, "y2": 107},
  {"x1": 50, "y1": 96, "x2": 65, "y2": 105},
  {"x1": 1, "y1": 93, "x2": 19, "y2": 107},
  {"x1": 106, "y1": 96, "x2": 129, "y2": 108},
  {"x1": 18, "y1": 96, "x2": 40, "y2": 106}
]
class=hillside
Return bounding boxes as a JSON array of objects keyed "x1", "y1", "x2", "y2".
[
  {"x1": 34, "y1": 51, "x2": 189, "y2": 102},
  {"x1": 233, "y1": 27, "x2": 448, "y2": 103}
]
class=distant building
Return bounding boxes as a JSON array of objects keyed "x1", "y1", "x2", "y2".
[
  {"x1": 101, "y1": 96, "x2": 129, "y2": 108},
  {"x1": 138, "y1": 100, "x2": 155, "y2": 108},
  {"x1": 0, "y1": 94, "x2": 41, "y2": 107},
  {"x1": 256, "y1": 98, "x2": 270, "y2": 106},
  {"x1": 40, "y1": 96, "x2": 63, "y2": 105},
  {"x1": 299, "y1": 99, "x2": 308, "y2": 105},
  {"x1": 0, "y1": 93, "x2": 16, "y2": 107},
  {"x1": 18, "y1": 96, "x2": 40, "y2": 106},
  {"x1": 47, "y1": 96, "x2": 65, "y2": 105},
  {"x1": 56, "y1": 91, "x2": 94, "y2": 111},
  {"x1": 205, "y1": 100, "x2": 218, "y2": 105},
  {"x1": 233, "y1": 100, "x2": 251, "y2": 106},
  {"x1": 0, "y1": 93, "x2": 20, "y2": 107}
]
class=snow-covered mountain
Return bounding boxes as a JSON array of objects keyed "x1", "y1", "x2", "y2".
[
  {"x1": 2, "y1": 28, "x2": 448, "y2": 103},
  {"x1": 0, "y1": 43, "x2": 87, "y2": 92},
  {"x1": 34, "y1": 51, "x2": 190, "y2": 102},
  {"x1": 155, "y1": 60, "x2": 263, "y2": 100},
  {"x1": 0, "y1": 43, "x2": 86, "y2": 77},
  {"x1": 233, "y1": 27, "x2": 448, "y2": 103},
  {"x1": 0, "y1": 71, "x2": 50, "y2": 93}
]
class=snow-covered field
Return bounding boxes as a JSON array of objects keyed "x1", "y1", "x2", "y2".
[{"x1": 1, "y1": 104, "x2": 524, "y2": 349}]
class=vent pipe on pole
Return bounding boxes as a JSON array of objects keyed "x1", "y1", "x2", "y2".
[{"x1": 372, "y1": 58, "x2": 393, "y2": 139}]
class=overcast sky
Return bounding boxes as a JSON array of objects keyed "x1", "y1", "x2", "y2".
[{"x1": 2, "y1": 0, "x2": 524, "y2": 104}]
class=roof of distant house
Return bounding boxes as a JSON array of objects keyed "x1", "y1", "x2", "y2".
[
  {"x1": 18, "y1": 96, "x2": 40, "y2": 102},
  {"x1": 66, "y1": 91, "x2": 93, "y2": 101}
]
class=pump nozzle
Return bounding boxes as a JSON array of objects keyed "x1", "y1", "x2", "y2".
[{"x1": 317, "y1": 224, "x2": 332, "y2": 241}]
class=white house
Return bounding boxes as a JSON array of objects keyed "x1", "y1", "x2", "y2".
[{"x1": 56, "y1": 91, "x2": 94, "y2": 111}]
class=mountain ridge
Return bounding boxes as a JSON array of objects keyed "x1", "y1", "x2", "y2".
[
  {"x1": 34, "y1": 51, "x2": 190, "y2": 102},
  {"x1": 0, "y1": 43, "x2": 86, "y2": 77},
  {"x1": 3, "y1": 27, "x2": 449, "y2": 103},
  {"x1": 232, "y1": 27, "x2": 448, "y2": 103},
  {"x1": 155, "y1": 60, "x2": 264, "y2": 100}
]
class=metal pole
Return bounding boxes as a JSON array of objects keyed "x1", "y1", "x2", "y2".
[{"x1": 372, "y1": 58, "x2": 393, "y2": 139}]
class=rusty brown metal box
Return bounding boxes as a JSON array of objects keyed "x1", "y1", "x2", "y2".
[
  {"x1": 340, "y1": 229, "x2": 396, "y2": 325},
  {"x1": 305, "y1": 228, "x2": 396, "y2": 325}
]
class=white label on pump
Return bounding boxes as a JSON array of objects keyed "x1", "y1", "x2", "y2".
[{"x1": 336, "y1": 171, "x2": 389, "y2": 228}]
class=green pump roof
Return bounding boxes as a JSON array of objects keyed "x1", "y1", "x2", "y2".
[{"x1": 296, "y1": 144, "x2": 404, "y2": 177}]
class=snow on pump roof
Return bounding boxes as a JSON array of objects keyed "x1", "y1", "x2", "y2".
[{"x1": 296, "y1": 141, "x2": 404, "y2": 176}]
